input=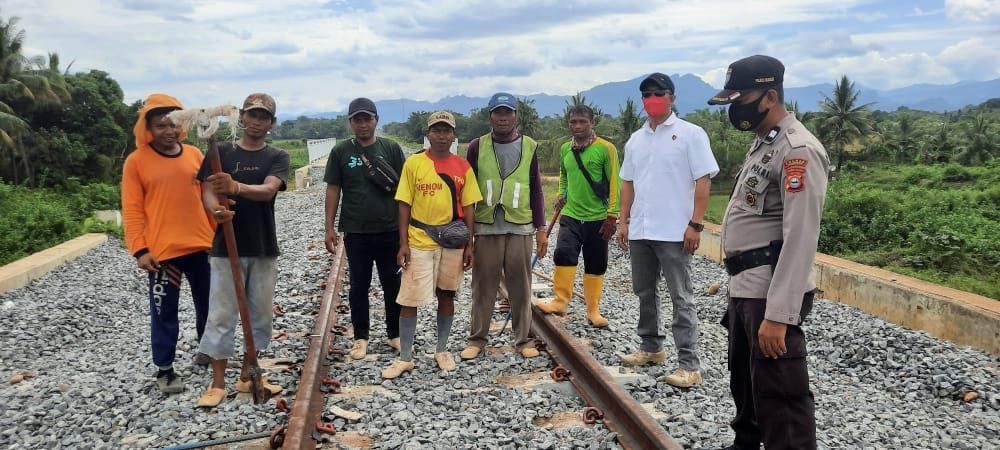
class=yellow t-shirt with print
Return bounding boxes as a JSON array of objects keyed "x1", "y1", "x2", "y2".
[{"x1": 395, "y1": 151, "x2": 483, "y2": 250}]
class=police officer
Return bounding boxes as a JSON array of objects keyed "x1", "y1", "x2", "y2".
[{"x1": 707, "y1": 55, "x2": 829, "y2": 450}]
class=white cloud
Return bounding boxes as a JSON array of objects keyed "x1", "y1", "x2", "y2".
[
  {"x1": 945, "y1": 0, "x2": 1000, "y2": 21},
  {"x1": 936, "y1": 38, "x2": 1000, "y2": 80},
  {"x1": 3, "y1": 0, "x2": 997, "y2": 115}
]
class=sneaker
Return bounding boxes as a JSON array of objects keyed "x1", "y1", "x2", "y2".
[
  {"x1": 197, "y1": 387, "x2": 226, "y2": 407},
  {"x1": 236, "y1": 376, "x2": 283, "y2": 395},
  {"x1": 381, "y1": 358, "x2": 415, "y2": 379},
  {"x1": 193, "y1": 352, "x2": 212, "y2": 366},
  {"x1": 156, "y1": 368, "x2": 184, "y2": 394},
  {"x1": 349, "y1": 339, "x2": 368, "y2": 360},
  {"x1": 662, "y1": 368, "x2": 703, "y2": 388},
  {"x1": 459, "y1": 345, "x2": 482, "y2": 360},
  {"x1": 387, "y1": 338, "x2": 401, "y2": 351},
  {"x1": 520, "y1": 347, "x2": 540, "y2": 358},
  {"x1": 435, "y1": 352, "x2": 456, "y2": 371},
  {"x1": 620, "y1": 350, "x2": 667, "y2": 366}
]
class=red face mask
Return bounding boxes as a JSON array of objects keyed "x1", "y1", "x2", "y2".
[{"x1": 643, "y1": 96, "x2": 669, "y2": 117}]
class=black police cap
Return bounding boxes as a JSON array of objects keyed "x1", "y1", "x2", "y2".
[{"x1": 707, "y1": 55, "x2": 784, "y2": 105}]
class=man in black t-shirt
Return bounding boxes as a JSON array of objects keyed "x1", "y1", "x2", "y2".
[
  {"x1": 324, "y1": 97, "x2": 406, "y2": 360},
  {"x1": 195, "y1": 93, "x2": 289, "y2": 408}
]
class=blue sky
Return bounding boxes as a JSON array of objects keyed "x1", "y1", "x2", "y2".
[{"x1": 7, "y1": 0, "x2": 999, "y2": 116}]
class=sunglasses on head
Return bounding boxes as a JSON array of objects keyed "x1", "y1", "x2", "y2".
[{"x1": 641, "y1": 89, "x2": 672, "y2": 98}]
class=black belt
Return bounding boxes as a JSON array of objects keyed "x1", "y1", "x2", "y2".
[{"x1": 724, "y1": 240, "x2": 783, "y2": 276}]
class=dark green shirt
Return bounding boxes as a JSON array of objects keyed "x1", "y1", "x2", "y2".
[{"x1": 323, "y1": 137, "x2": 406, "y2": 233}]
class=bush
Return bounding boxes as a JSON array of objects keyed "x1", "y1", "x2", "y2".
[
  {"x1": 816, "y1": 165, "x2": 1000, "y2": 299},
  {"x1": 0, "y1": 184, "x2": 81, "y2": 265}
]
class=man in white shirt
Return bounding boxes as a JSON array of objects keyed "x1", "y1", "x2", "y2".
[{"x1": 617, "y1": 73, "x2": 719, "y2": 388}]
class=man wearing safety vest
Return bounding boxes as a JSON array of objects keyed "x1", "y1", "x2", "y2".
[{"x1": 461, "y1": 92, "x2": 548, "y2": 361}]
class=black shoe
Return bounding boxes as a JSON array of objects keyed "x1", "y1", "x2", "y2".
[{"x1": 155, "y1": 368, "x2": 184, "y2": 393}]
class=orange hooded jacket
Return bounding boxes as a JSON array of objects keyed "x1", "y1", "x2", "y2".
[{"x1": 121, "y1": 94, "x2": 215, "y2": 261}]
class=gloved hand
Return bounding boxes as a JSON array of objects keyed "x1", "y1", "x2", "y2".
[
  {"x1": 207, "y1": 172, "x2": 239, "y2": 195},
  {"x1": 599, "y1": 216, "x2": 617, "y2": 241},
  {"x1": 554, "y1": 194, "x2": 566, "y2": 210}
]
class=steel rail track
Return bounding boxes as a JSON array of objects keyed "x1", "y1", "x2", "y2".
[
  {"x1": 530, "y1": 271, "x2": 682, "y2": 450},
  {"x1": 279, "y1": 242, "x2": 680, "y2": 449},
  {"x1": 281, "y1": 235, "x2": 348, "y2": 449}
]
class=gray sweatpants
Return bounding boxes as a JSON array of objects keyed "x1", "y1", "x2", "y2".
[
  {"x1": 629, "y1": 240, "x2": 701, "y2": 371},
  {"x1": 199, "y1": 256, "x2": 277, "y2": 359}
]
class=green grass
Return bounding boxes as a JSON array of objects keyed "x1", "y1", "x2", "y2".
[
  {"x1": 541, "y1": 175, "x2": 560, "y2": 221},
  {"x1": 705, "y1": 194, "x2": 729, "y2": 224},
  {"x1": 270, "y1": 139, "x2": 310, "y2": 190}
]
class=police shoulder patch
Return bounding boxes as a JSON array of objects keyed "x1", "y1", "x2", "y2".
[{"x1": 783, "y1": 158, "x2": 807, "y2": 193}]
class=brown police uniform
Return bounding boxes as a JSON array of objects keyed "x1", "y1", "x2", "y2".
[{"x1": 721, "y1": 112, "x2": 829, "y2": 450}]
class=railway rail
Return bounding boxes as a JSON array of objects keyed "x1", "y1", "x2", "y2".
[{"x1": 265, "y1": 236, "x2": 682, "y2": 449}]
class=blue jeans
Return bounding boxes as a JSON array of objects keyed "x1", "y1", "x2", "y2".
[
  {"x1": 148, "y1": 251, "x2": 210, "y2": 369},
  {"x1": 628, "y1": 240, "x2": 701, "y2": 371},
  {"x1": 199, "y1": 257, "x2": 277, "y2": 359}
]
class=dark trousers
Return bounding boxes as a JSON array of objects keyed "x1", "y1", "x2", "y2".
[
  {"x1": 725, "y1": 295, "x2": 816, "y2": 450},
  {"x1": 552, "y1": 216, "x2": 608, "y2": 275},
  {"x1": 148, "y1": 251, "x2": 210, "y2": 368},
  {"x1": 344, "y1": 231, "x2": 401, "y2": 341}
]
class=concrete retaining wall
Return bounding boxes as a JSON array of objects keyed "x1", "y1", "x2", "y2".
[
  {"x1": 697, "y1": 223, "x2": 1000, "y2": 357},
  {"x1": 0, "y1": 233, "x2": 108, "y2": 294}
]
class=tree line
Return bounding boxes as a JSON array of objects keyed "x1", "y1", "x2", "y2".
[{"x1": 2, "y1": 9, "x2": 998, "y2": 298}]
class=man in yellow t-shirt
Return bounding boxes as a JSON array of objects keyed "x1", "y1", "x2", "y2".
[{"x1": 382, "y1": 111, "x2": 483, "y2": 379}]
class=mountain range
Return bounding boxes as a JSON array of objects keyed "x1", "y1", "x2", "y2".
[{"x1": 284, "y1": 75, "x2": 1000, "y2": 125}]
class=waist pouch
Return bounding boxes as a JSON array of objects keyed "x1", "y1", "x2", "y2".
[
  {"x1": 410, "y1": 219, "x2": 469, "y2": 249},
  {"x1": 360, "y1": 153, "x2": 399, "y2": 193}
]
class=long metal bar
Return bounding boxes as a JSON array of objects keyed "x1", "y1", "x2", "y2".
[
  {"x1": 530, "y1": 304, "x2": 683, "y2": 450},
  {"x1": 206, "y1": 136, "x2": 268, "y2": 403},
  {"x1": 283, "y1": 235, "x2": 348, "y2": 449}
]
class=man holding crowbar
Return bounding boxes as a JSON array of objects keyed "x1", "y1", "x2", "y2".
[{"x1": 172, "y1": 93, "x2": 289, "y2": 407}]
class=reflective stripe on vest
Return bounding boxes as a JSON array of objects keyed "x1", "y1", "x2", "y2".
[{"x1": 474, "y1": 135, "x2": 536, "y2": 224}]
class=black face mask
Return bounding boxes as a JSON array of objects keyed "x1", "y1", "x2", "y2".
[{"x1": 728, "y1": 93, "x2": 769, "y2": 131}]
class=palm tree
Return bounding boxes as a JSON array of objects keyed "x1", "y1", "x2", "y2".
[
  {"x1": 516, "y1": 97, "x2": 540, "y2": 137},
  {"x1": 615, "y1": 98, "x2": 644, "y2": 151},
  {"x1": 0, "y1": 11, "x2": 65, "y2": 185},
  {"x1": 563, "y1": 92, "x2": 603, "y2": 125},
  {"x1": 954, "y1": 115, "x2": 997, "y2": 165},
  {"x1": 815, "y1": 75, "x2": 876, "y2": 172}
]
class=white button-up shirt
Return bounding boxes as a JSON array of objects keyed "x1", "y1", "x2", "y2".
[{"x1": 620, "y1": 113, "x2": 719, "y2": 242}]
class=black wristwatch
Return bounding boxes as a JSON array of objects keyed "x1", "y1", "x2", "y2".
[{"x1": 688, "y1": 221, "x2": 704, "y2": 232}]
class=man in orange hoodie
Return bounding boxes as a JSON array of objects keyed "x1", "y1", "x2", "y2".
[{"x1": 121, "y1": 94, "x2": 216, "y2": 394}]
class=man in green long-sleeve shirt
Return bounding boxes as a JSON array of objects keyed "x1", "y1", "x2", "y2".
[{"x1": 536, "y1": 104, "x2": 620, "y2": 327}]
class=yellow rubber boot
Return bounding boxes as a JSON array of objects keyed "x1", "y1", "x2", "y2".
[
  {"x1": 582, "y1": 273, "x2": 609, "y2": 327},
  {"x1": 536, "y1": 266, "x2": 576, "y2": 315}
]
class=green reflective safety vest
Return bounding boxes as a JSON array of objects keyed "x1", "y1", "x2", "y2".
[{"x1": 474, "y1": 134, "x2": 537, "y2": 224}]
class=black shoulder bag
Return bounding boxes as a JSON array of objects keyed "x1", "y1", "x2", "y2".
[
  {"x1": 409, "y1": 173, "x2": 470, "y2": 249},
  {"x1": 354, "y1": 139, "x2": 400, "y2": 194}
]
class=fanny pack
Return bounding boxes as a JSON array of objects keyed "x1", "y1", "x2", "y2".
[
  {"x1": 355, "y1": 139, "x2": 399, "y2": 194},
  {"x1": 410, "y1": 218, "x2": 469, "y2": 249},
  {"x1": 410, "y1": 172, "x2": 469, "y2": 249}
]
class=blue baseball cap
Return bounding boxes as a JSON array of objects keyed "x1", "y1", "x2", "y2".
[{"x1": 488, "y1": 92, "x2": 517, "y2": 111}]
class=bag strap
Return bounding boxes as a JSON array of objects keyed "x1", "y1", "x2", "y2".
[
  {"x1": 353, "y1": 138, "x2": 374, "y2": 166},
  {"x1": 437, "y1": 172, "x2": 459, "y2": 221},
  {"x1": 571, "y1": 146, "x2": 607, "y2": 199},
  {"x1": 409, "y1": 171, "x2": 459, "y2": 231}
]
